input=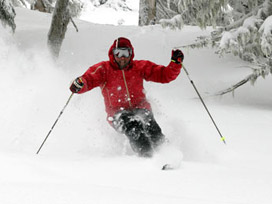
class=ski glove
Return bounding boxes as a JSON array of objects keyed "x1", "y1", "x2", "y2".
[
  {"x1": 70, "y1": 77, "x2": 84, "y2": 93},
  {"x1": 171, "y1": 49, "x2": 184, "y2": 64}
]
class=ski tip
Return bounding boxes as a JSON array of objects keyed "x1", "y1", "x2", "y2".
[{"x1": 162, "y1": 164, "x2": 174, "y2": 170}]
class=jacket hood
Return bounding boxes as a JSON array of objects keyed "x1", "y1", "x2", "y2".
[{"x1": 108, "y1": 37, "x2": 135, "y2": 70}]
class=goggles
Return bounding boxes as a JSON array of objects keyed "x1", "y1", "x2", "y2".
[{"x1": 113, "y1": 48, "x2": 132, "y2": 58}]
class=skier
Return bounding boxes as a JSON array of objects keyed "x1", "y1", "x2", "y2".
[{"x1": 70, "y1": 37, "x2": 184, "y2": 157}]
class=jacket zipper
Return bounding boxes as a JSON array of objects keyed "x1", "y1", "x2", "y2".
[
  {"x1": 121, "y1": 70, "x2": 132, "y2": 108},
  {"x1": 101, "y1": 82, "x2": 112, "y2": 108}
]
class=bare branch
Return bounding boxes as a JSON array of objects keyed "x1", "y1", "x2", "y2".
[
  {"x1": 217, "y1": 61, "x2": 272, "y2": 95},
  {"x1": 216, "y1": 76, "x2": 251, "y2": 96},
  {"x1": 70, "y1": 16, "x2": 78, "y2": 32}
]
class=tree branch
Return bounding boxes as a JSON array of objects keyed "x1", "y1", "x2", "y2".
[
  {"x1": 216, "y1": 75, "x2": 251, "y2": 95},
  {"x1": 224, "y1": 4, "x2": 263, "y2": 31},
  {"x1": 216, "y1": 62, "x2": 272, "y2": 95},
  {"x1": 156, "y1": 0, "x2": 173, "y2": 19},
  {"x1": 70, "y1": 16, "x2": 78, "y2": 32}
]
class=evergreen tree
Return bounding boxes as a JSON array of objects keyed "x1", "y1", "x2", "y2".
[
  {"x1": 160, "y1": 0, "x2": 228, "y2": 29},
  {"x1": 156, "y1": 0, "x2": 178, "y2": 23},
  {"x1": 159, "y1": 0, "x2": 272, "y2": 94},
  {"x1": 0, "y1": 0, "x2": 16, "y2": 32}
]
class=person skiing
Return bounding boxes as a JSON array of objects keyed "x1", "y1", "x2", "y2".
[{"x1": 70, "y1": 37, "x2": 184, "y2": 157}]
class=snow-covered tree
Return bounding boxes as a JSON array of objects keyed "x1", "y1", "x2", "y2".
[
  {"x1": 8, "y1": 0, "x2": 81, "y2": 18},
  {"x1": 91, "y1": 0, "x2": 131, "y2": 11},
  {"x1": 68, "y1": 0, "x2": 83, "y2": 17},
  {"x1": 47, "y1": 0, "x2": 70, "y2": 58},
  {"x1": 216, "y1": 0, "x2": 272, "y2": 94},
  {"x1": 159, "y1": 0, "x2": 272, "y2": 94},
  {"x1": 159, "y1": 0, "x2": 228, "y2": 29},
  {"x1": 139, "y1": 0, "x2": 156, "y2": 26},
  {"x1": 31, "y1": 0, "x2": 82, "y2": 17},
  {"x1": 10, "y1": 0, "x2": 28, "y2": 7},
  {"x1": 0, "y1": 0, "x2": 16, "y2": 32},
  {"x1": 156, "y1": 0, "x2": 178, "y2": 23}
]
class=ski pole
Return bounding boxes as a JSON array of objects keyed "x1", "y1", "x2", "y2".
[
  {"x1": 182, "y1": 64, "x2": 226, "y2": 144},
  {"x1": 36, "y1": 93, "x2": 74, "y2": 154}
]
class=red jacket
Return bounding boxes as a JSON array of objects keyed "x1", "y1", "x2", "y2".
[{"x1": 78, "y1": 38, "x2": 182, "y2": 120}]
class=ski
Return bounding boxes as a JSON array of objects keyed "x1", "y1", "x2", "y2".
[{"x1": 161, "y1": 164, "x2": 175, "y2": 170}]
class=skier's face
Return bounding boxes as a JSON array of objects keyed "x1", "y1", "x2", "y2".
[
  {"x1": 113, "y1": 47, "x2": 132, "y2": 69},
  {"x1": 114, "y1": 55, "x2": 131, "y2": 69}
]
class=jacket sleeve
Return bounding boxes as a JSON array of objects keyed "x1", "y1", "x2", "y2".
[
  {"x1": 78, "y1": 62, "x2": 106, "y2": 94},
  {"x1": 142, "y1": 60, "x2": 182, "y2": 83}
]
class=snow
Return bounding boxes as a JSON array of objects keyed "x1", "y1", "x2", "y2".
[
  {"x1": 259, "y1": 15, "x2": 272, "y2": 56},
  {"x1": 0, "y1": 5, "x2": 272, "y2": 204},
  {"x1": 160, "y1": 14, "x2": 184, "y2": 30},
  {"x1": 243, "y1": 16, "x2": 263, "y2": 30},
  {"x1": 79, "y1": 0, "x2": 139, "y2": 25},
  {"x1": 260, "y1": 15, "x2": 272, "y2": 35}
]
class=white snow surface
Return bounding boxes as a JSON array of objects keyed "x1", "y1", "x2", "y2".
[
  {"x1": 79, "y1": 0, "x2": 139, "y2": 25},
  {"x1": 0, "y1": 7, "x2": 272, "y2": 204}
]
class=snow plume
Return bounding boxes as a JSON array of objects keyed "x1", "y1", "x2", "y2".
[
  {"x1": 0, "y1": 29, "x2": 62, "y2": 153},
  {"x1": 0, "y1": 29, "x2": 116, "y2": 156}
]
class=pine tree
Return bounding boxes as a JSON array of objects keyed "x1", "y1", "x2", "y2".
[
  {"x1": 159, "y1": 0, "x2": 272, "y2": 94},
  {"x1": 160, "y1": 0, "x2": 227, "y2": 29},
  {"x1": 216, "y1": 0, "x2": 272, "y2": 94}
]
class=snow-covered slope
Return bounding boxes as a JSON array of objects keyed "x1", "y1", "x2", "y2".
[{"x1": 0, "y1": 7, "x2": 272, "y2": 204}]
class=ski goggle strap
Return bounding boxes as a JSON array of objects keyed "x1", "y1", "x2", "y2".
[{"x1": 113, "y1": 48, "x2": 132, "y2": 58}]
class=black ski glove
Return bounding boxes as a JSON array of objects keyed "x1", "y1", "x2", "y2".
[
  {"x1": 171, "y1": 49, "x2": 184, "y2": 64},
  {"x1": 70, "y1": 77, "x2": 84, "y2": 93}
]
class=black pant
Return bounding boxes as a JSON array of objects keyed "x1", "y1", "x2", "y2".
[{"x1": 112, "y1": 109, "x2": 165, "y2": 157}]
